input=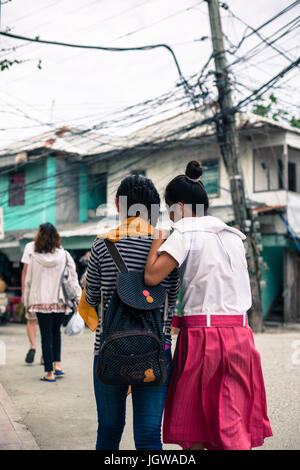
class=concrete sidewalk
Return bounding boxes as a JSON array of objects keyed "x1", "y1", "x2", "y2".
[
  {"x1": 1, "y1": 322, "x2": 300, "y2": 450},
  {"x1": 0, "y1": 382, "x2": 39, "y2": 450}
]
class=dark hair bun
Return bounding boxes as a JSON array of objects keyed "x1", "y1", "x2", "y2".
[{"x1": 185, "y1": 160, "x2": 202, "y2": 179}]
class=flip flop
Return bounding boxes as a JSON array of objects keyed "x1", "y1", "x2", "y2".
[
  {"x1": 25, "y1": 349, "x2": 36, "y2": 364},
  {"x1": 40, "y1": 376, "x2": 56, "y2": 382},
  {"x1": 54, "y1": 370, "x2": 65, "y2": 377}
]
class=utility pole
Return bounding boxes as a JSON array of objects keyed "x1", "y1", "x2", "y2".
[{"x1": 205, "y1": 0, "x2": 263, "y2": 332}]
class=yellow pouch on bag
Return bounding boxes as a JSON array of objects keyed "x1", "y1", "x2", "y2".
[
  {"x1": 78, "y1": 217, "x2": 154, "y2": 332},
  {"x1": 78, "y1": 288, "x2": 99, "y2": 332}
]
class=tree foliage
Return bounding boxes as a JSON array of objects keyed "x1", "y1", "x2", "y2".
[
  {"x1": 0, "y1": 58, "x2": 20, "y2": 71},
  {"x1": 252, "y1": 93, "x2": 300, "y2": 129}
]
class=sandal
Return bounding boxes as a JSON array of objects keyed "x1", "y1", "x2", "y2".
[
  {"x1": 40, "y1": 376, "x2": 56, "y2": 382},
  {"x1": 54, "y1": 370, "x2": 65, "y2": 377},
  {"x1": 25, "y1": 349, "x2": 36, "y2": 364}
]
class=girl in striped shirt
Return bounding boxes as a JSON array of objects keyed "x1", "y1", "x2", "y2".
[{"x1": 85, "y1": 174, "x2": 179, "y2": 450}]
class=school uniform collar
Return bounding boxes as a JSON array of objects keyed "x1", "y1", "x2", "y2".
[{"x1": 172, "y1": 216, "x2": 246, "y2": 240}]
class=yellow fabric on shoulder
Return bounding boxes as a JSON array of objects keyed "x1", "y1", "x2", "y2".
[
  {"x1": 97, "y1": 216, "x2": 154, "y2": 241},
  {"x1": 78, "y1": 217, "x2": 154, "y2": 331},
  {"x1": 78, "y1": 287, "x2": 99, "y2": 332}
]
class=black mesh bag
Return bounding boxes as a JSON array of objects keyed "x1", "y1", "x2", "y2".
[{"x1": 96, "y1": 239, "x2": 169, "y2": 387}]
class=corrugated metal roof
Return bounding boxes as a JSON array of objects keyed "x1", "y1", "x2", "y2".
[
  {"x1": 117, "y1": 110, "x2": 300, "y2": 148},
  {"x1": 242, "y1": 113, "x2": 300, "y2": 135},
  {"x1": 1, "y1": 111, "x2": 299, "y2": 162},
  {"x1": 0, "y1": 126, "x2": 127, "y2": 159},
  {"x1": 126, "y1": 106, "x2": 217, "y2": 146}
]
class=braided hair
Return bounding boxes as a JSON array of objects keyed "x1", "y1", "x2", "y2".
[
  {"x1": 116, "y1": 174, "x2": 160, "y2": 226},
  {"x1": 165, "y1": 160, "x2": 209, "y2": 215}
]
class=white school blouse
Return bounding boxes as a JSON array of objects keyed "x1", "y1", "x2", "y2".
[{"x1": 158, "y1": 216, "x2": 252, "y2": 316}]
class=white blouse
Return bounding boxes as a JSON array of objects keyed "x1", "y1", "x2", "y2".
[{"x1": 158, "y1": 216, "x2": 252, "y2": 316}]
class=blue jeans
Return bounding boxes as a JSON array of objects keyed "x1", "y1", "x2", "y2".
[{"x1": 93, "y1": 349, "x2": 172, "y2": 450}]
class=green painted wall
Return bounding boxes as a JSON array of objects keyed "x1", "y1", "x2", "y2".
[
  {"x1": 61, "y1": 236, "x2": 95, "y2": 250},
  {"x1": 0, "y1": 157, "x2": 56, "y2": 231},
  {"x1": 87, "y1": 173, "x2": 107, "y2": 210},
  {"x1": 261, "y1": 246, "x2": 284, "y2": 318},
  {"x1": 79, "y1": 165, "x2": 88, "y2": 223},
  {"x1": 79, "y1": 168, "x2": 107, "y2": 222},
  {"x1": 43, "y1": 156, "x2": 56, "y2": 225}
]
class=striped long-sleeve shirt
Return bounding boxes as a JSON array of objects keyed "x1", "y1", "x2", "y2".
[{"x1": 85, "y1": 236, "x2": 179, "y2": 355}]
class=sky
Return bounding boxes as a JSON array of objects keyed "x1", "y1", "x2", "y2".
[{"x1": 0, "y1": 0, "x2": 299, "y2": 147}]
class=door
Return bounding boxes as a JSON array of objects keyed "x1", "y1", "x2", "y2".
[
  {"x1": 284, "y1": 249, "x2": 300, "y2": 322},
  {"x1": 297, "y1": 253, "x2": 300, "y2": 321}
]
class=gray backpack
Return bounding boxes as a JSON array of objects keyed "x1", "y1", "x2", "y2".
[{"x1": 60, "y1": 251, "x2": 79, "y2": 308}]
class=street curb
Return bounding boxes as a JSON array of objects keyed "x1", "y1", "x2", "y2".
[{"x1": 0, "y1": 382, "x2": 40, "y2": 450}]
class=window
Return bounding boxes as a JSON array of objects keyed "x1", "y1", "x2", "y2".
[
  {"x1": 130, "y1": 170, "x2": 146, "y2": 176},
  {"x1": 288, "y1": 162, "x2": 297, "y2": 192},
  {"x1": 278, "y1": 159, "x2": 284, "y2": 190},
  {"x1": 254, "y1": 146, "x2": 298, "y2": 193},
  {"x1": 288, "y1": 147, "x2": 299, "y2": 192},
  {"x1": 9, "y1": 172, "x2": 25, "y2": 206},
  {"x1": 253, "y1": 146, "x2": 284, "y2": 192},
  {"x1": 88, "y1": 173, "x2": 107, "y2": 210},
  {"x1": 201, "y1": 159, "x2": 219, "y2": 196}
]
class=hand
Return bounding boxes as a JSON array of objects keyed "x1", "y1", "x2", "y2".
[
  {"x1": 153, "y1": 228, "x2": 169, "y2": 241},
  {"x1": 171, "y1": 327, "x2": 180, "y2": 335}
]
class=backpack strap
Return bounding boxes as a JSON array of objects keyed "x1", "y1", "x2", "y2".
[
  {"x1": 57, "y1": 250, "x2": 68, "y2": 302},
  {"x1": 163, "y1": 293, "x2": 169, "y2": 335},
  {"x1": 104, "y1": 239, "x2": 128, "y2": 273}
]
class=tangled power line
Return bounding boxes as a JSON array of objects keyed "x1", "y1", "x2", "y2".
[{"x1": 0, "y1": 0, "x2": 299, "y2": 223}]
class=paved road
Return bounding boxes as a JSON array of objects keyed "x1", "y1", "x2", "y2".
[{"x1": 0, "y1": 322, "x2": 300, "y2": 450}]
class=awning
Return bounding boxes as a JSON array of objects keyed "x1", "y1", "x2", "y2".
[
  {"x1": 18, "y1": 217, "x2": 120, "y2": 251},
  {"x1": 252, "y1": 205, "x2": 286, "y2": 214},
  {"x1": 0, "y1": 211, "x2": 174, "y2": 258}
]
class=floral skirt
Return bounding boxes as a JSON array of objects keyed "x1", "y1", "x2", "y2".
[
  {"x1": 163, "y1": 322, "x2": 273, "y2": 450},
  {"x1": 26, "y1": 303, "x2": 70, "y2": 321}
]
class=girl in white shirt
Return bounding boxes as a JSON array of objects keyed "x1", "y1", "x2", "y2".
[{"x1": 144, "y1": 160, "x2": 272, "y2": 450}]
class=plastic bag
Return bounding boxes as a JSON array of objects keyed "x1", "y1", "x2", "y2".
[{"x1": 64, "y1": 311, "x2": 85, "y2": 336}]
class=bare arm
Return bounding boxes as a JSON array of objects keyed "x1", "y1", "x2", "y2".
[
  {"x1": 144, "y1": 231, "x2": 178, "y2": 286},
  {"x1": 21, "y1": 264, "x2": 28, "y2": 303},
  {"x1": 23, "y1": 261, "x2": 33, "y2": 308}
]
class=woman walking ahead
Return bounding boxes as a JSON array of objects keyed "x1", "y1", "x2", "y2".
[
  {"x1": 24, "y1": 223, "x2": 81, "y2": 382},
  {"x1": 144, "y1": 160, "x2": 272, "y2": 450}
]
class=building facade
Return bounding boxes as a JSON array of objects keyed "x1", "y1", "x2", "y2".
[
  {"x1": 0, "y1": 128, "x2": 111, "y2": 289},
  {"x1": 90, "y1": 111, "x2": 300, "y2": 323},
  {"x1": 0, "y1": 114, "x2": 299, "y2": 323}
]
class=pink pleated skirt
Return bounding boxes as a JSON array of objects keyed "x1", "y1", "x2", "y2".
[{"x1": 163, "y1": 316, "x2": 273, "y2": 450}]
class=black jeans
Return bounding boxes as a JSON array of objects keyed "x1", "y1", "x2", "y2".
[{"x1": 37, "y1": 312, "x2": 65, "y2": 372}]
